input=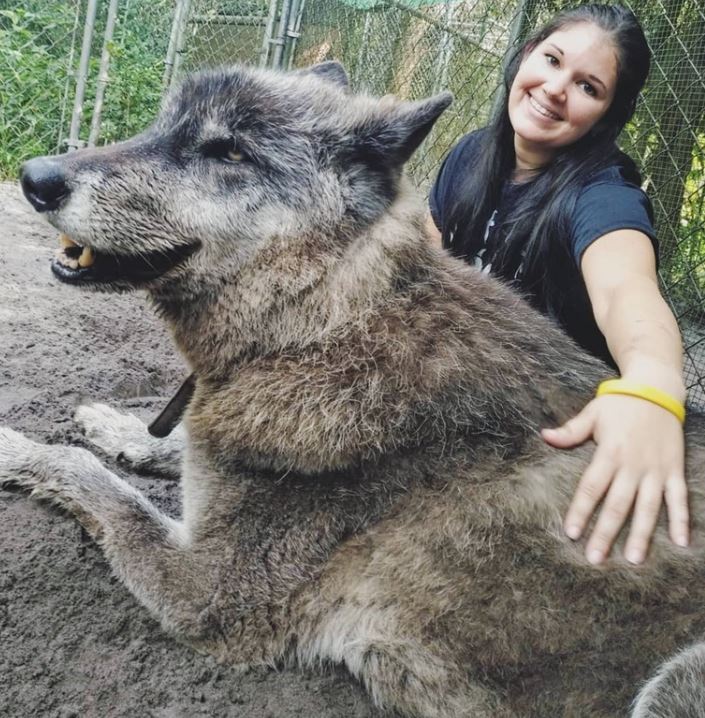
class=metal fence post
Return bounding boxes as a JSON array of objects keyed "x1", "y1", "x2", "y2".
[
  {"x1": 88, "y1": 0, "x2": 120, "y2": 147},
  {"x1": 66, "y1": 0, "x2": 100, "y2": 151},
  {"x1": 170, "y1": 0, "x2": 192, "y2": 88},
  {"x1": 285, "y1": 0, "x2": 305, "y2": 70},
  {"x1": 56, "y1": 0, "x2": 83, "y2": 154},
  {"x1": 271, "y1": 0, "x2": 293, "y2": 70},
  {"x1": 432, "y1": 0, "x2": 456, "y2": 96},
  {"x1": 164, "y1": 0, "x2": 192, "y2": 89},
  {"x1": 489, "y1": 0, "x2": 540, "y2": 119},
  {"x1": 164, "y1": 0, "x2": 184, "y2": 88},
  {"x1": 260, "y1": 0, "x2": 280, "y2": 68},
  {"x1": 353, "y1": 13, "x2": 372, "y2": 89}
]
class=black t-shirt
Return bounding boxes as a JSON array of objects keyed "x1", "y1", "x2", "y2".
[{"x1": 429, "y1": 129, "x2": 658, "y2": 366}]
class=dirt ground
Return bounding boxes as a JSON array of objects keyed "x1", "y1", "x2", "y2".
[{"x1": 0, "y1": 181, "x2": 382, "y2": 718}]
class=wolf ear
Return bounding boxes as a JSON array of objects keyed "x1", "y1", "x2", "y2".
[
  {"x1": 298, "y1": 61, "x2": 350, "y2": 90},
  {"x1": 355, "y1": 92, "x2": 453, "y2": 167},
  {"x1": 393, "y1": 92, "x2": 453, "y2": 164}
]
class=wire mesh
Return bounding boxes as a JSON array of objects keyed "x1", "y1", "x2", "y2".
[
  {"x1": 173, "y1": 1, "x2": 272, "y2": 73},
  {"x1": 2, "y1": 0, "x2": 703, "y2": 406}
]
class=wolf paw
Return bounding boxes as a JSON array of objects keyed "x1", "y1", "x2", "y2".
[
  {"x1": 76, "y1": 403, "x2": 153, "y2": 463},
  {"x1": 0, "y1": 427, "x2": 93, "y2": 494},
  {"x1": 0, "y1": 427, "x2": 42, "y2": 485},
  {"x1": 0, "y1": 426, "x2": 111, "y2": 534},
  {"x1": 75, "y1": 403, "x2": 183, "y2": 476}
]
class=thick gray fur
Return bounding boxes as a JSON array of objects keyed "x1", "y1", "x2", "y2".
[
  {"x1": 3, "y1": 62, "x2": 705, "y2": 717},
  {"x1": 632, "y1": 644, "x2": 705, "y2": 717}
]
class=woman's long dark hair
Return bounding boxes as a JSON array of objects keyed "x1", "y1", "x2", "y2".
[{"x1": 443, "y1": 4, "x2": 651, "y2": 318}]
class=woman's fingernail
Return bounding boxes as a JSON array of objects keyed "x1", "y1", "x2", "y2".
[
  {"x1": 676, "y1": 536, "x2": 689, "y2": 548},
  {"x1": 626, "y1": 549, "x2": 643, "y2": 564},
  {"x1": 565, "y1": 525, "x2": 581, "y2": 540},
  {"x1": 588, "y1": 550, "x2": 603, "y2": 565}
]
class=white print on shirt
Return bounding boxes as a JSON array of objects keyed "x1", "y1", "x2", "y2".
[
  {"x1": 474, "y1": 208, "x2": 527, "y2": 280},
  {"x1": 474, "y1": 209, "x2": 497, "y2": 274}
]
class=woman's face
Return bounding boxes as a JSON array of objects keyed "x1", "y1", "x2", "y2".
[{"x1": 508, "y1": 23, "x2": 618, "y2": 165}]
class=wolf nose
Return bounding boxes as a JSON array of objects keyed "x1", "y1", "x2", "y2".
[{"x1": 20, "y1": 157, "x2": 70, "y2": 212}]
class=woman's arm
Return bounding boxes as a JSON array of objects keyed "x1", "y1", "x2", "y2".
[
  {"x1": 542, "y1": 228, "x2": 688, "y2": 564},
  {"x1": 426, "y1": 214, "x2": 443, "y2": 248}
]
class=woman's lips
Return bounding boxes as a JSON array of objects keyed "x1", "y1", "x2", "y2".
[{"x1": 527, "y1": 93, "x2": 562, "y2": 121}]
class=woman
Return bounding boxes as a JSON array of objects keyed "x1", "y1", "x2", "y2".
[{"x1": 428, "y1": 4, "x2": 688, "y2": 565}]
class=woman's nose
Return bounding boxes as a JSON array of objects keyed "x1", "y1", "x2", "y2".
[{"x1": 543, "y1": 75, "x2": 568, "y2": 101}]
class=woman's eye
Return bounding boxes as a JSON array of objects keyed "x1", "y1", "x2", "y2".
[
  {"x1": 580, "y1": 81, "x2": 597, "y2": 97},
  {"x1": 545, "y1": 53, "x2": 559, "y2": 66}
]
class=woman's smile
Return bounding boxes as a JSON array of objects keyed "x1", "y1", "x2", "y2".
[
  {"x1": 508, "y1": 22, "x2": 617, "y2": 168},
  {"x1": 526, "y1": 92, "x2": 563, "y2": 121}
]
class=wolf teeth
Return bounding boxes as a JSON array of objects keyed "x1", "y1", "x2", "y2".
[
  {"x1": 57, "y1": 233, "x2": 95, "y2": 268},
  {"x1": 59, "y1": 233, "x2": 79, "y2": 249},
  {"x1": 78, "y1": 246, "x2": 95, "y2": 268},
  {"x1": 55, "y1": 248, "x2": 79, "y2": 269}
]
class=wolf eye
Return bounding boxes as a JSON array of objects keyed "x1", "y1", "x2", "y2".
[
  {"x1": 203, "y1": 139, "x2": 246, "y2": 164},
  {"x1": 225, "y1": 147, "x2": 244, "y2": 163}
]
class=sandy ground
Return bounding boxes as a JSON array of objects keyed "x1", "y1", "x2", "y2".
[{"x1": 0, "y1": 181, "x2": 382, "y2": 718}]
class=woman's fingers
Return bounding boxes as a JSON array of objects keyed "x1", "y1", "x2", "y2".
[
  {"x1": 553, "y1": 396, "x2": 687, "y2": 563},
  {"x1": 590, "y1": 474, "x2": 688, "y2": 565},
  {"x1": 563, "y1": 452, "x2": 615, "y2": 542},
  {"x1": 568, "y1": 471, "x2": 690, "y2": 564},
  {"x1": 664, "y1": 474, "x2": 689, "y2": 548},
  {"x1": 583, "y1": 471, "x2": 639, "y2": 564},
  {"x1": 623, "y1": 478, "x2": 664, "y2": 564},
  {"x1": 541, "y1": 402, "x2": 596, "y2": 448}
]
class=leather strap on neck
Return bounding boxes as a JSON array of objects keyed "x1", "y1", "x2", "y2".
[{"x1": 148, "y1": 373, "x2": 197, "y2": 437}]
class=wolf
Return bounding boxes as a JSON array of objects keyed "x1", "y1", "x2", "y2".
[{"x1": 3, "y1": 61, "x2": 705, "y2": 717}]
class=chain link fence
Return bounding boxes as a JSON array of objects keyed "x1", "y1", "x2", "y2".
[{"x1": 1, "y1": 0, "x2": 703, "y2": 406}]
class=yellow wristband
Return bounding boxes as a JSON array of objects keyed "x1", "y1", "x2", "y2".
[{"x1": 596, "y1": 379, "x2": 686, "y2": 424}]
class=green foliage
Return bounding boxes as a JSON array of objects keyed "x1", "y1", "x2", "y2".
[
  {"x1": 0, "y1": 5, "x2": 76, "y2": 177},
  {"x1": 0, "y1": 0, "x2": 170, "y2": 179}
]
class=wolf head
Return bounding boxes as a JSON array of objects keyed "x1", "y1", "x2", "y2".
[{"x1": 21, "y1": 62, "x2": 451, "y2": 297}]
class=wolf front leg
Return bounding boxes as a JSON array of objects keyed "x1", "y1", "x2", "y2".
[
  {"x1": 0, "y1": 427, "x2": 223, "y2": 654},
  {"x1": 75, "y1": 402, "x2": 184, "y2": 478}
]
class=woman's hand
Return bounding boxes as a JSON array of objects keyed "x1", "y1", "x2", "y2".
[{"x1": 542, "y1": 394, "x2": 688, "y2": 564}]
